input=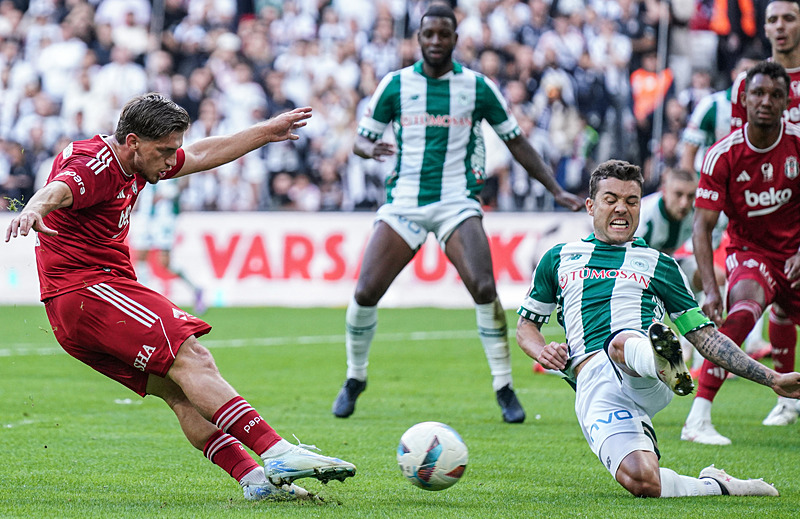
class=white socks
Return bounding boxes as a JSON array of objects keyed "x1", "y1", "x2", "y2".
[
  {"x1": 622, "y1": 336, "x2": 658, "y2": 379},
  {"x1": 345, "y1": 298, "x2": 377, "y2": 381},
  {"x1": 685, "y1": 397, "x2": 713, "y2": 426},
  {"x1": 239, "y1": 467, "x2": 267, "y2": 487},
  {"x1": 659, "y1": 467, "x2": 722, "y2": 497},
  {"x1": 476, "y1": 299, "x2": 513, "y2": 391}
]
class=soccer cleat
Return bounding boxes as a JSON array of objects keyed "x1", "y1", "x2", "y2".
[
  {"x1": 762, "y1": 399, "x2": 799, "y2": 426},
  {"x1": 680, "y1": 420, "x2": 731, "y2": 445},
  {"x1": 699, "y1": 465, "x2": 779, "y2": 496},
  {"x1": 264, "y1": 442, "x2": 356, "y2": 486},
  {"x1": 332, "y1": 378, "x2": 367, "y2": 418},
  {"x1": 496, "y1": 384, "x2": 526, "y2": 423},
  {"x1": 648, "y1": 322, "x2": 694, "y2": 396},
  {"x1": 242, "y1": 480, "x2": 317, "y2": 501}
]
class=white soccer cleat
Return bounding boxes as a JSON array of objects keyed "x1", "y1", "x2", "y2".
[
  {"x1": 680, "y1": 419, "x2": 731, "y2": 445},
  {"x1": 648, "y1": 322, "x2": 694, "y2": 396},
  {"x1": 699, "y1": 465, "x2": 779, "y2": 496},
  {"x1": 263, "y1": 442, "x2": 356, "y2": 486},
  {"x1": 242, "y1": 480, "x2": 317, "y2": 501},
  {"x1": 762, "y1": 399, "x2": 799, "y2": 426}
]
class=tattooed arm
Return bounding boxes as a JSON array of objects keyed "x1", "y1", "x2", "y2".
[{"x1": 686, "y1": 325, "x2": 800, "y2": 397}]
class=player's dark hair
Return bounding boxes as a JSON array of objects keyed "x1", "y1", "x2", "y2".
[
  {"x1": 421, "y1": 2, "x2": 458, "y2": 29},
  {"x1": 745, "y1": 61, "x2": 791, "y2": 96},
  {"x1": 589, "y1": 160, "x2": 644, "y2": 199},
  {"x1": 766, "y1": 0, "x2": 800, "y2": 10},
  {"x1": 114, "y1": 93, "x2": 191, "y2": 143}
]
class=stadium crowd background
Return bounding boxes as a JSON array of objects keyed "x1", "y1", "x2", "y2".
[{"x1": 0, "y1": 0, "x2": 772, "y2": 213}]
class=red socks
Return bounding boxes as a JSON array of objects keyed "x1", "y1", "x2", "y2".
[
  {"x1": 769, "y1": 308, "x2": 797, "y2": 373},
  {"x1": 695, "y1": 300, "x2": 760, "y2": 402},
  {"x1": 203, "y1": 430, "x2": 260, "y2": 482},
  {"x1": 212, "y1": 396, "x2": 282, "y2": 456}
]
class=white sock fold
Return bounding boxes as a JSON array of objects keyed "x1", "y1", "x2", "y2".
[
  {"x1": 685, "y1": 397, "x2": 713, "y2": 426},
  {"x1": 476, "y1": 298, "x2": 512, "y2": 391},
  {"x1": 659, "y1": 467, "x2": 722, "y2": 497},
  {"x1": 239, "y1": 467, "x2": 267, "y2": 487},
  {"x1": 622, "y1": 336, "x2": 658, "y2": 379},
  {"x1": 345, "y1": 298, "x2": 377, "y2": 381}
]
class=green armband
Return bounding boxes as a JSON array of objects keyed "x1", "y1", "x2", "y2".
[{"x1": 673, "y1": 308, "x2": 713, "y2": 336}]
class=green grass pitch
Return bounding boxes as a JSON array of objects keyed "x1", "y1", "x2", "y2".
[{"x1": 1, "y1": 305, "x2": 797, "y2": 518}]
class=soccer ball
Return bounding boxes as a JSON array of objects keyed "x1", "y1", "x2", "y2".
[{"x1": 396, "y1": 421, "x2": 468, "y2": 491}]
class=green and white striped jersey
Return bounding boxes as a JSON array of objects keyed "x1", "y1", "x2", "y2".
[
  {"x1": 357, "y1": 60, "x2": 521, "y2": 206},
  {"x1": 518, "y1": 235, "x2": 711, "y2": 375},
  {"x1": 637, "y1": 192, "x2": 693, "y2": 255},
  {"x1": 680, "y1": 88, "x2": 732, "y2": 172}
]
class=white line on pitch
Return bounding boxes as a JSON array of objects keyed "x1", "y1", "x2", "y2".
[{"x1": 0, "y1": 329, "x2": 484, "y2": 357}]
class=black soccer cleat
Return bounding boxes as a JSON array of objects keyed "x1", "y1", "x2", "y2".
[
  {"x1": 496, "y1": 384, "x2": 526, "y2": 423},
  {"x1": 332, "y1": 378, "x2": 367, "y2": 418},
  {"x1": 648, "y1": 322, "x2": 694, "y2": 396}
]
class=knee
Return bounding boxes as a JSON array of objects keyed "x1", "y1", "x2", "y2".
[
  {"x1": 607, "y1": 332, "x2": 635, "y2": 365},
  {"x1": 617, "y1": 466, "x2": 661, "y2": 498},
  {"x1": 174, "y1": 338, "x2": 220, "y2": 377},
  {"x1": 353, "y1": 286, "x2": 381, "y2": 307},
  {"x1": 624, "y1": 478, "x2": 661, "y2": 498},
  {"x1": 466, "y1": 276, "x2": 497, "y2": 305},
  {"x1": 616, "y1": 451, "x2": 662, "y2": 497}
]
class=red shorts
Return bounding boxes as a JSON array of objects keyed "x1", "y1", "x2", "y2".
[
  {"x1": 725, "y1": 248, "x2": 800, "y2": 324},
  {"x1": 44, "y1": 278, "x2": 211, "y2": 396}
]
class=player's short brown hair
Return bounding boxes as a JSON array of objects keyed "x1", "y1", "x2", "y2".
[
  {"x1": 114, "y1": 93, "x2": 191, "y2": 143},
  {"x1": 589, "y1": 160, "x2": 644, "y2": 199}
]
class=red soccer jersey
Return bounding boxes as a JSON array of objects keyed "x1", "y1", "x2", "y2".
[
  {"x1": 35, "y1": 135, "x2": 185, "y2": 300},
  {"x1": 698, "y1": 121, "x2": 800, "y2": 261},
  {"x1": 731, "y1": 64, "x2": 800, "y2": 130}
]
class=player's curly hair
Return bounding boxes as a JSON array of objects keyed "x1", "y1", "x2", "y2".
[
  {"x1": 114, "y1": 93, "x2": 191, "y2": 143},
  {"x1": 421, "y1": 2, "x2": 458, "y2": 29},
  {"x1": 745, "y1": 61, "x2": 791, "y2": 97},
  {"x1": 589, "y1": 160, "x2": 644, "y2": 199}
]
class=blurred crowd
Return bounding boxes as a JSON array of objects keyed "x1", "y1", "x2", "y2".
[{"x1": 0, "y1": 0, "x2": 772, "y2": 213}]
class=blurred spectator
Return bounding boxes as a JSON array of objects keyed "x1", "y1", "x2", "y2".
[
  {"x1": 0, "y1": 0, "x2": 745, "y2": 215},
  {"x1": 630, "y1": 49, "x2": 674, "y2": 164}
]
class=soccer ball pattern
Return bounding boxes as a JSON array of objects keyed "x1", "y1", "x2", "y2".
[{"x1": 397, "y1": 421, "x2": 468, "y2": 491}]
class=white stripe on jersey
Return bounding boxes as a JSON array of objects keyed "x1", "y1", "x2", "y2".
[
  {"x1": 87, "y1": 148, "x2": 113, "y2": 175},
  {"x1": 702, "y1": 129, "x2": 744, "y2": 176},
  {"x1": 87, "y1": 282, "x2": 158, "y2": 327}
]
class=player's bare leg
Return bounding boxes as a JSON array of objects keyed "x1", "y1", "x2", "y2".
[{"x1": 446, "y1": 217, "x2": 525, "y2": 423}]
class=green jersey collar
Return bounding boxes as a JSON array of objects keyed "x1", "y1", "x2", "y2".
[
  {"x1": 582, "y1": 233, "x2": 648, "y2": 247},
  {"x1": 413, "y1": 60, "x2": 463, "y2": 78}
]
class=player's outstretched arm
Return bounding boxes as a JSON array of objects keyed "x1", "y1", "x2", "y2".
[
  {"x1": 516, "y1": 316, "x2": 568, "y2": 370},
  {"x1": 176, "y1": 107, "x2": 313, "y2": 177},
  {"x1": 692, "y1": 207, "x2": 724, "y2": 325},
  {"x1": 5, "y1": 181, "x2": 72, "y2": 242},
  {"x1": 687, "y1": 325, "x2": 800, "y2": 397},
  {"x1": 353, "y1": 134, "x2": 395, "y2": 161},
  {"x1": 504, "y1": 135, "x2": 583, "y2": 211}
]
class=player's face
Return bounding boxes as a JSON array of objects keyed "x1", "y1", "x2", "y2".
[
  {"x1": 130, "y1": 131, "x2": 183, "y2": 184},
  {"x1": 765, "y1": 1, "x2": 800, "y2": 55},
  {"x1": 662, "y1": 176, "x2": 696, "y2": 221},
  {"x1": 418, "y1": 16, "x2": 457, "y2": 72},
  {"x1": 744, "y1": 73, "x2": 789, "y2": 128},
  {"x1": 586, "y1": 178, "x2": 641, "y2": 245}
]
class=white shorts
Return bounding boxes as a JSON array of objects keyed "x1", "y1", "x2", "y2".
[
  {"x1": 130, "y1": 213, "x2": 177, "y2": 251},
  {"x1": 574, "y1": 345, "x2": 673, "y2": 477},
  {"x1": 375, "y1": 198, "x2": 483, "y2": 251}
]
